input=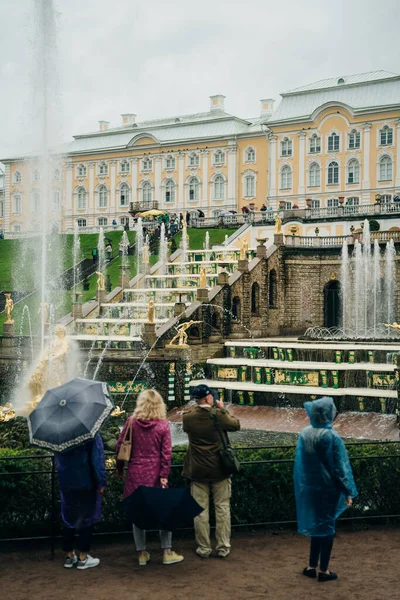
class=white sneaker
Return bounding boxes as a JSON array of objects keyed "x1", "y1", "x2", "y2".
[
  {"x1": 64, "y1": 553, "x2": 78, "y2": 568},
  {"x1": 77, "y1": 555, "x2": 100, "y2": 570}
]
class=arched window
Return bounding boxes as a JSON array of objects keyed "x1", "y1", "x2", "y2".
[
  {"x1": 214, "y1": 175, "x2": 225, "y2": 200},
  {"x1": 98, "y1": 185, "x2": 108, "y2": 208},
  {"x1": 12, "y1": 193, "x2": 22, "y2": 215},
  {"x1": 142, "y1": 181, "x2": 152, "y2": 206},
  {"x1": 14, "y1": 171, "x2": 22, "y2": 184},
  {"x1": 165, "y1": 155, "x2": 175, "y2": 169},
  {"x1": 327, "y1": 161, "x2": 339, "y2": 185},
  {"x1": 324, "y1": 280, "x2": 341, "y2": 328},
  {"x1": 189, "y1": 153, "x2": 199, "y2": 167},
  {"x1": 165, "y1": 180, "x2": 175, "y2": 203},
  {"x1": 31, "y1": 191, "x2": 40, "y2": 213},
  {"x1": 98, "y1": 162, "x2": 108, "y2": 175},
  {"x1": 280, "y1": 137, "x2": 292, "y2": 157},
  {"x1": 120, "y1": 183, "x2": 129, "y2": 206},
  {"x1": 348, "y1": 129, "x2": 360, "y2": 149},
  {"x1": 142, "y1": 157, "x2": 152, "y2": 171},
  {"x1": 245, "y1": 174, "x2": 255, "y2": 197},
  {"x1": 98, "y1": 217, "x2": 108, "y2": 226},
  {"x1": 78, "y1": 164, "x2": 86, "y2": 177},
  {"x1": 309, "y1": 163, "x2": 320, "y2": 187},
  {"x1": 245, "y1": 147, "x2": 255, "y2": 162},
  {"x1": 214, "y1": 150, "x2": 225, "y2": 165},
  {"x1": 232, "y1": 296, "x2": 241, "y2": 321},
  {"x1": 120, "y1": 160, "x2": 130, "y2": 173},
  {"x1": 328, "y1": 132, "x2": 340, "y2": 152},
  {"x1": 33, "y1": 169, "x2": 40, "y2": 182},
  {"x1": 309, "y1": 134, "x2": 321, "y2": 153},
  {"x1": 78, "y1": 187, "x2": 87, "y2": 209},
  {"x1": 280, "y1": 165, "x2": 292, "y2": 189},
  {"x1": 347, "y1": 159, "x2": 360, "y2": 184},
  {"x1": 251, "y1": 282, "x2": 260, "y2": 314},
  {"x1": 188, "y1": 177, "x2": 199, "y2": 201},
  {"x1": 269, "y1": 270, "x2": 277, "y2": 307},
  {"x1": 379, "y1": 156, "x2": 392, "y2": 181},
  {"x1": 380, "y1": 126, "x2": 393, "y2": 146}
]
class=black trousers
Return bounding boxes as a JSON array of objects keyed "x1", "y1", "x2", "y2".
[
  {"x1": 63, "y1": 525, "x2": 93, "y2": 553},
  {"x1": 309, "y1": 535, "x2": 334, "y2": 571}
]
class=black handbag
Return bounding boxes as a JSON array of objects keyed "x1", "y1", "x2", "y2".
[{"x1": 210, "y1": 409, "x2": 241, "y2": 476}]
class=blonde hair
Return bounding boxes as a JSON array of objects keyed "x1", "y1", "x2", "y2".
[{"x1": 133, "y1": 389, "x2": 167, "y2": 420}]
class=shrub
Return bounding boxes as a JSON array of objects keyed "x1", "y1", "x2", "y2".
[{"x1": 368, "y1": 219, "x2": 380, "y2": 232}]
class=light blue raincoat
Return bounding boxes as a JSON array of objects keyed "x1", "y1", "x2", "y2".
[{"x1": 294, "y1": 397, "x2": 358, "y2": 536}]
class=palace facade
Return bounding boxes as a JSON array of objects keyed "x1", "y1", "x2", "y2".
[{"x1": 1, "y1": 70, "x2": 400, "y2": 234}]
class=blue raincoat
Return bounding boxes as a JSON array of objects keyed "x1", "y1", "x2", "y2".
[{"x1": 294, "y1": 397, "x2": 357, "y2": 536}]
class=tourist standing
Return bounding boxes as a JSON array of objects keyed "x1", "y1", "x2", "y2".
[
  {"x1": 294, "y1": 397, "x2": 357, "y2": 582},
  {"x1": 55, "y1": 434, "x2": 106, "y2": 569},
  {"x1": 116, "y1": 389, "x2": 184, "y2": 566},
  {"x1": 182, "y1": 385, "x2": 240, "y2": 558}
]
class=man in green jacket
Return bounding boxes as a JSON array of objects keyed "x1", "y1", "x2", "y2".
[{"x1": 182, "y1": 385, "x2": 240, "y2": 558}]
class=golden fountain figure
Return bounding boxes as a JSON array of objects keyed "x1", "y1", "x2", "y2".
[
  {"x1": 275, "y1": 214, "x2": 282, "y2": 234},
  {"x1": 239, "y1": 239, "x2": 248, "y2": 261},
  {"x1": 38, "y1": 302, "x2": 50, "y2": 325},
  {"x1": 95, "y1": 271, "x2": 105, "y2": 291},
  {"x1": 147, "y1": 298, "x2": 155, "y2": 324},
  {"x1": 166, "y1": 320, "x2": 201, "y2": 349},
  {"x1": 143, "y1": 242, "x2": 150, "y2": 264},
  {"x1": 385, "y1": 322, "x2": 400, "y2": 333},
  {"x1": 199, "y1": 267, "x2": 207, "y2": 289},
  {"x1": 0, "y1": 402, "x2": 16, "y2": 422},
  {"x1": 4, "y1": 293, "x2": 14, "y2": 324}
]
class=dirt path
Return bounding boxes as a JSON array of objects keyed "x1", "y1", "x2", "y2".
[{"x1": 1, "y1": 528, "x2": 400, "y2": 600}]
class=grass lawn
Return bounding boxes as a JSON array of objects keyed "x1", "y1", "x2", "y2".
[{"x1": 173, "y1": 228, "x2": 235, "y2": 250}]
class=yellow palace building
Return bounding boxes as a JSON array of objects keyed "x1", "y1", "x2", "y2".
[{"x1": 1, "y1": 70, "x2": 399, "y2": 234}]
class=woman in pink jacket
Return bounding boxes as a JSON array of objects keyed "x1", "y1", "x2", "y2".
[{"x1": 116, "y1": 389, "x2": 184, "y2": 566}]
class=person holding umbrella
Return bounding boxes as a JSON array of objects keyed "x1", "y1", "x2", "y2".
[
  {"x1": 116, "y1": 389, "x2": 184, "y2": 566},
  {"x1": 294, "y1": 397, "x2": 357, "y2": 582}
]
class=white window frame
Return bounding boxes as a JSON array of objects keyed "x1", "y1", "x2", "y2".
[
  {"x1": 165, "y1": 179, "x2": 175, "y2": 203},
  {"x1": 381, "y1": 194, "x2": 392, "y2": 203},
  {"x1": 379, "y1": 155, "x2": 393, "y2": 181},
  {"x1": 120, "y1": 216, "x2": 129, "y2": 225},
  {"x1": 348, "y1": 129, "x2": 361, "y2": 150},
  {"x1": 98, "y1": 217, "x2": 108, "y2": 226},
  {"x1": 142, "y1": 181, "x2": 152, "y2": 205},
  {"x1": 77, "y1": 164, "x2": 87, "y2": 177},
  {"x1": 165, "y1": 155, "x2": 176, "y2": 170},
  {"x1": 77, "y1": 187, "x2": 87, "y2": 210},
  {"x1": 0, "y1": 198, "x2": 4, "y2": 218},
  {"x1": 52, "y1": 190, "x2": 61, "y2": 212},
  {"x1": 119, "y1": 160, "x2": 130, "y2": 174},
  {"x1": 346, "y1": 196, "x2": 360, "y2": 206},
  {"x1": 309, "y1": 163, "x2": 320, "y2": 187},
  {"x1": 347, "y1": 159, "x2": 360, "y2": 184},
  {"x1": 13, "y1": 171, "x2": 22, "y2": 184},
  {"x1": 12, "y1": 193, "x2": 22, "y2": 215},
  {"x1": 245, "y1": 147, "x2": 256, "y2": 163},
  {"x1": 311, "y1": 199, "x2": 320, "y2": 209},
  {"x1": 213, "y1": 150, "x2": 225, "y2": 166},
  {"x1": 188, "y1": 177, "x2": 200, "y2": 201},
  {"x1": 98, "y1": 162, "x2": 108, "y2": 176},
  {"x1": 188, "y1": 153, "x2": 200, "y2": 167},
  {"x1": 77, "y1": 218, "x2": 87, "y2": 227},
  {"x1": 98, "y1": 185, "x2": 108, "y2": 208},
  {"x1": 119, "y1": 182, "x2": 129, "y2": 207},
  {"x1": 327, "y1": 198, "x2": 339, "y2": 208},
  {"x1": 280, "y1": 137, "x2": 292, "y2": 157},
  {"x1": 142, "y1": 157, "x2": 152, "y2": 172},
  {"x1": 380, "y1": 125, "x2": 393, "y2": 146},
  {"x1": 53, "y1": 168, "x2": 60, "y2": 180},
  {"x1": 283, "y1": 201, "x2": 292, "y2": 210},
  {"x1": 309, "y1": 134, "x2": 321, "y2": 154},
  {"x1": 280, "y1": 165, "x2": 292, "y2": 189},
  {"x1": 327, "y1": 132, "x2": 340, "y2": 152},
  {"x1": 244, "y1": 175, "x2": 255, "y2": 198},
  {"x1": 214, "y1": 175, "x2": 225, "y2": 200},
  {"x1": 327, "y1": 161, "x2": 339, "y2": 185}
]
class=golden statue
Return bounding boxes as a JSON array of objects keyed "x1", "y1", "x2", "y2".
[
  {"x1": 166, "y1": 320, "x2": 201, "y2": 349},
  {"x1": 27, "y1": 325, "x2": 70, "y2": 410},
  {"x1": 4, "y1": 293, "x2": 14, "y2": 324},
  {"x1": 199, "y1": 267, "x2": 207, "y2": 289},
  {"x1": 0, "y1": 402, "x2": 16, "y2": 422},
  {"x1": 143, "y1": 242, "x2": 150, "y2": 264},
  {"x1": 111, "y1": 405, "x2": 126, "y2": 418},
  {"x1": 239, "y1": 239, "x2": 248, "y2": 261},
  {"x1": 275, "y1": 214, "x2": 282, "y2": 234},
  {"x1": 148, "y1": 298, "x2": 155, "y2": 323},
  {"x1": 385, "y1": 322, "x2": 400, "y2": 333},
  {"x1": 95, "y1": 271, "x2": 105, "y2": 291},
  {"x1": 38, "y1": 302, "x2": 50, "y2": 325}
]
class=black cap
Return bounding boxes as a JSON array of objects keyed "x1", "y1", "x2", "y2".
[{"x1": 191, "y1": 384, "x2": 218, "y2": 401}]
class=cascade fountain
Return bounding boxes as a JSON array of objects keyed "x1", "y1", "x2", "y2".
[
  {"x1": 159, "y1": 223, "x2": 168, "y2": 276},
  {"x1": 204, "y1": 231, "x2": 210, "y2": 251}
]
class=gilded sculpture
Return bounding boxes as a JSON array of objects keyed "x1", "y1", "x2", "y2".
[
  {"x1": 199, "y1": 267, "x2": 207, "y2": 289},
  {"x1": 38, "y1": 302, "x2": 50, "y2": 325},
  {"x1": 385, "y1": 322, "x2": 400, "y2": 333},
  {"x1": 166, "y1": 320, "x2": 201, "y2": 349},
  {"x1": 95, "y1": 271, "x2": 105, "y2": 291},
  {"x1": 239, "y1": 239, "x2": 248, "y2": 260},
  {"x1": 147, "y1": 298, "x2": 155, "y2": 323},
  {"x1": 4, "y1": 293, "x2": 14, "y2": 324},
  {"x1": 275, "y1": 214, "x2": 282, "y2": 234}
]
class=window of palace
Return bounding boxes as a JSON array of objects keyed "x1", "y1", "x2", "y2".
[
  {"x1": 327, "y1": 132, "x2": 340, "y2": 152},
  {"x1": 347, "y1": 159, "x2": 360, "y2": 184},
  {"x1": 283, "y1": 201, "x2": 292, "y2": 209},
  {"x1": 348, "y1": 130, "x2": 361, "y2": 149},
  {"x1": 214, "y1": 175, "x2": 225, "y2": 199},
  {"x1": 280, "y1": 137, "x2": 292, "y2": 157},
  {"x1": 245, "y1": 147, "x2": 256, "y2": 162},
  {"x1": 31, "y1": 191, "x2": 40, "y2": 213},
  {"x1": 12, "y1": 223, "x2": 22, "y2": 233},
  {"x1": 280, "y1": 165, "x2": 292, "y2": 189},
  {"x1": 77, "y1": 219, "x2": 87, "y2": 227},
  {"x1": 53, "y1": 169, "x2": 60, "y2": 180},
  {"x1": 119, "y1": 183, "x2": 129, "y2": 206},
  {"x1": 165, "y1": 155, "x2": 176, "y2": 169},
  {"x1": 142, "y1": 181, "x2": 152, "y2": 205},
  {"x1": 52, "y1": 190, "x2": 61, "y2": 211},
  {"x1": 245, "y1": 175, "x2": 255, "y2": 197},
  {"x1": 142, "y1": 157, "x2": 152, "y2": 171},
  {"x1": 327, "y1": 198, "x2": 339, "y2": 208},
  {"x1": 346, "y1": 197, "x2": 359, "y2": 206},
  {"x1": 98, "y1": 162, "x2": 108, "y2": 176},
  {"x1": 120, "y1": 160, "x2": 130, "y2": 173},
  {"x1": 77, "y1": 164, "x2": 87, "y2": 177},
  {"x1": 98, "y1": 217, "x2": 108, "y2": 226},
  {"x1": 120, "y1": 216, "x2": 129, "y2": 225},
  {"x1": 33, "y1": 169, "x2": 40, "y2": 182},
  {"x1": 380, "y1": 126, "x2": 393, "y2": 146},
  {"x1": 12, "y1": 194, "x2": 22, "y2": 215},
  {"x1": 309, "y1": 134, "x2": 321, "y2": 153},
  {"x1": 327, "y1": 161, "x2": 339, "y2": 185},
  {"x1": 379, "y1": 156, "x2": 393, "y2": 181},
  {"x1": 309, "y1": 163, "x2": 320, "y2": 187},
  {"x1": 14, "y1": 171, "x2": 22, "y2": 184},
  {"x1": 381, "y1": 194, "x2": 392, "y2": 203},
  {"x1": 165, "y1": 180, "x2": 175, "y2": 203},
  {"x1": 189, "y1": 153, "x2": 200, "y2": 167},
  {"x1": 0, "y1": 199, "x2": 4, "y2": 218},
  {"x1": 188, "y1": 177, "x2": 200, "y2": 201},
  {"x1": 78, "y1": 187, "x2": 87, "y2": 209},
  {"x1": 213, "y1": 150, "x2": 225, "y2": 165},
  {"x1": 98, "y1": 185, "x2": 108, "y2": 208},
  {"x1": 311, "y1": 199, "x2": 321, "y2": 209}
]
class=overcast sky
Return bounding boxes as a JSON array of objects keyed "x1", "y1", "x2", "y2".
[{"x1": 1, "y1": 0, "x2": 399, "y2": 160}]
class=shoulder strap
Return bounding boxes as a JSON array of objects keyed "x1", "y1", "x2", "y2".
[
  {"x1": 210, "y1": 409, "x2": 229, "y2": 450},
  {"x1": 123, "y1": 417, "x2": 134, "y2": 443}
]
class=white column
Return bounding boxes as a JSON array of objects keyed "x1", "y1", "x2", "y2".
[
  {"x1": 88, "y1": 163, "x2": 95, "y2": 219},
  {"x1": 396, "y1": 119, "x2": 400, "y2": 187},
  {"x1": 4, "y1": 162, "x2": 11, "y2": 234},
  {"x1": 131, "y1": 158, "x2": 138, "y2": 206},
  {"x1": 202, "y1": 151, "x2": 208, "y2": 210},
  {"x1": 155, "y1": 155, "x2": 162, "y2": 207},
  {"x1": 110, "y1": 160, "x2": 116, "y2": 217},
  {"x1": 178, "y1": 153, "x2": 184, "y2": 210},
  {"x1": 268, "y1": 134, "x2": 277, "y2": 201},
  {"x1": 298, "y1": 131, "x2": 306, "y2": 197},
  {"x1": 362, "y1": 123, "x2": 371, "y2": 191},
  {"x1": 227, "y1": 146, "x2": 237, "y2": 210}
]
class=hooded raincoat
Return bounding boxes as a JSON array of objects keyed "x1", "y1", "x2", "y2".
[
  {"x1": 116, "y1": 418, "x2": 172, "y2": 499},
  {"x1": 294, "y1": 397, "x2": 357, "y2": 537}
]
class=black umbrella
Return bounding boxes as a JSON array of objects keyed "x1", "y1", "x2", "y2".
[
  {"x1": 120, "y1": 486, "x2": 203, "y2": 531},
  {"x1": 28, "y1": 378, "x2": 113, "y2": 453}
]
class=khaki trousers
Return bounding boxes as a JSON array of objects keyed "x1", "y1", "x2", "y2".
[{"x1": 190, "y1": 479, "x2": 232, "y2": 556}]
